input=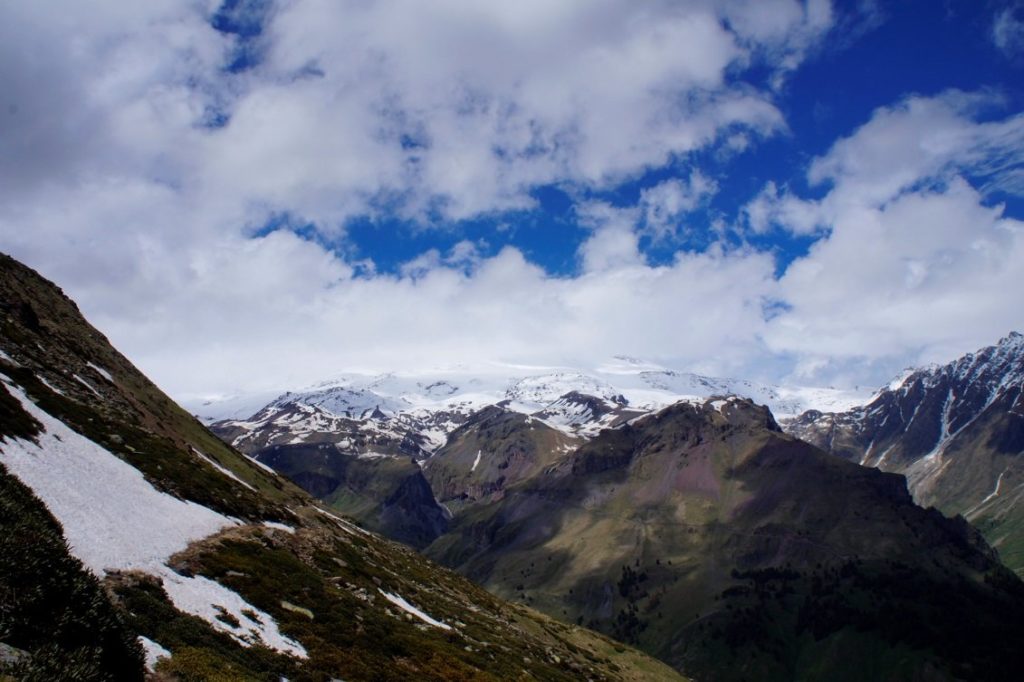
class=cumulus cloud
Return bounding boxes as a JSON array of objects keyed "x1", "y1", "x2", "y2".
[
  {"x1": 759, "y1": 91, "x2": 1024, "y2": 380},
  {"x1": 218, "y1": 0, "x2": 825, "y2": 223},
  {"x1": 807, "y1": 91, "x2": 1024, "y2": 205},
  {"x1": 743, "y1": 181, "x2": 825, "y2": 235}
]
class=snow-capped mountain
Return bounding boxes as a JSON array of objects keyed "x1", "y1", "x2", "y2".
[
  {"x1": 785, "y1": 332, "x2": 1024, "y2": 573},
  {"x1": 200, "y1": 365, "x2": 869, "y2": 458}
]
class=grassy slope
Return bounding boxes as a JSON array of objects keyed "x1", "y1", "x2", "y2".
[{"x1": 110, "y1": 517, "x2": 684, "y2": 681}]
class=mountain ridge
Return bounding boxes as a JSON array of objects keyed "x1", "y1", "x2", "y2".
[
  {"x1": 785, "y1": 331, "x2": 1024, "y2": 574},
  {"x1": 423, "y1": 395, "x2": 1024, "y2": 681}
]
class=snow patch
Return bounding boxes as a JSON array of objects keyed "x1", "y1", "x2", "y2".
[
  {"x1": 977, "y1": 469, "x2": 1008, "y2": 509},
  {"x1": 263, "y1": 521, "x2": 296, "y2": 534},
  {"x1": 379, "y1": 589, "x2": 452, "y2": 630},
  {"x1": 315, "y1": 506, "x2": 371, "y2": 536},
  {"x1": 0, "y1": 349, "x2": 17, "y2": 365},
  {"x1": 0, "y1": 384, "x2": 237, "y2": 573},
  {"x1": 86, "y1": 361, "x2": 114, "y2": 383},
  {"x1": 356, "y1": 451, "x2": 393, "y2": 460},
  {"x1": 38, "y1": 375, "x2": 65, "y2": 396},
  {"x1": 0, "y1": 383, "x2": 306, "y2": 658},
  {"x1": 138, "y1": 636, "x2": 171, "y2": 672},
  {"x1": 248, "y1": 455, "x2": 279, "y2": 475},
  {"x1": 72, "y1": 373, "x2": 102, "y2": 397},
  {"x1": 158, "y1": 566, "x2": 306, "y2": 657},
  {"x1": 471, "y1": 449, "x2": 482, "y2": 472}
]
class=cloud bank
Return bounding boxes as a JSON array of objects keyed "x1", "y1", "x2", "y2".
[{"x1": 0, "y1": 1, "x2": 1021, "y2": 399}]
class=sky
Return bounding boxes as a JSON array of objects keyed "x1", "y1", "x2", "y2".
[{"x1": 1, "y1": 0, "x2": 1023, "y2": 401}]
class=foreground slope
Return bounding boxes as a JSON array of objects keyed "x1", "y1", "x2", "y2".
[
  {"x1": 427, "y1": 397, "x2": 1024, "y2": 681},
  {"x1": 786, "y1": 333, "x2": 1024, "y2": 573},
  {"x1": 0, "y1": 253, "x2": 683, "y2": 681}
]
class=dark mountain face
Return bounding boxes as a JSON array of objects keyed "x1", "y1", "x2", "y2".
[
  {"x1": 423, "y1": 405, "x2": 580, "y2": 514},
  {"x1": 0, "y1": 253, "x2": 684, "y2": 682},
  {"x1": 786, "y1": 332, "x2": 1024, "y2": 573},
  {"x1": 425, "y1": 397, "x2": 1024, "y2": 681},
  {"x1": 254, "y1": 442, "x2": 449, "y2": 549}
]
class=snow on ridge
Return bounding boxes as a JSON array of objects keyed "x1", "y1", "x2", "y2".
[
  {"x1": 191, "y1": 447, "x2": 256, "y2": 491},
  {"x1": 0, "y1": 382, "x2": 306, "y2": 658},
  {"x1": 379, "y1": 589, "x2": 452, "y2": 630},
  {"x1": 201, "y1": 365, "x2": 873, "y2": 449}
]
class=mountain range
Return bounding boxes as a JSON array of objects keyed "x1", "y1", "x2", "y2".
[
  {"x1": 198, "y1": 362, "x2": 867, "y2": 457},
  {"x1": 4, "y1": 251, "x2": 1024, "y2": 680},
  {"x1": 196, "y1": 319, "x2": 1024, "y2": 680}
]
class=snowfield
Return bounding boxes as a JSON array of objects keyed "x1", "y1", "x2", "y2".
[{"x1": 0, "y1": 380, "x2": 307, "y2": 658}]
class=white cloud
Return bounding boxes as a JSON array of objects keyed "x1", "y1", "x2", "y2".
[
  {"x1": 213, "y1": 0, "x2": 817, "y2": 223},
  {"x1": 639, "y1": 172, "x2": 718, "y2": 240},
  {"x1": 4, "y1": 2, "x2": 1021, "y2": 400},
  {"x1": 808, "y1": 91, "x2": 1024, "y2": 206},
  {"x1": 95, "y1": 234, "x2": 778, "y2": 398},
  {"x1": 743, "y1": 181, "x2": 825, "y2": 235},
  {"x1": 759, "y1": 91, "x2": 1024, "y2": 381},
  {"x1": 993, "y1": 6, "x2": 1024, "y2": 58}
]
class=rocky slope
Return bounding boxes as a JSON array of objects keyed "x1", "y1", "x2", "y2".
[
  {"x1": 0, "y1": 253, "x2": 684, "y2": 681},
  {"x1": 424, "y1": 397, "x2": 1024, "y2": 681},
  {"x1": 786, "y1": 332, "x2": 1024, "y2": 573}
]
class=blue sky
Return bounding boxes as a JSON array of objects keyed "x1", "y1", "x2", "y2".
[
  {"x1": 1, "y1": 1, "x2": 1023, "y2": 398},
  {"x1": 328, "y1": 0, "x2": 1024, "y2": 277}
]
